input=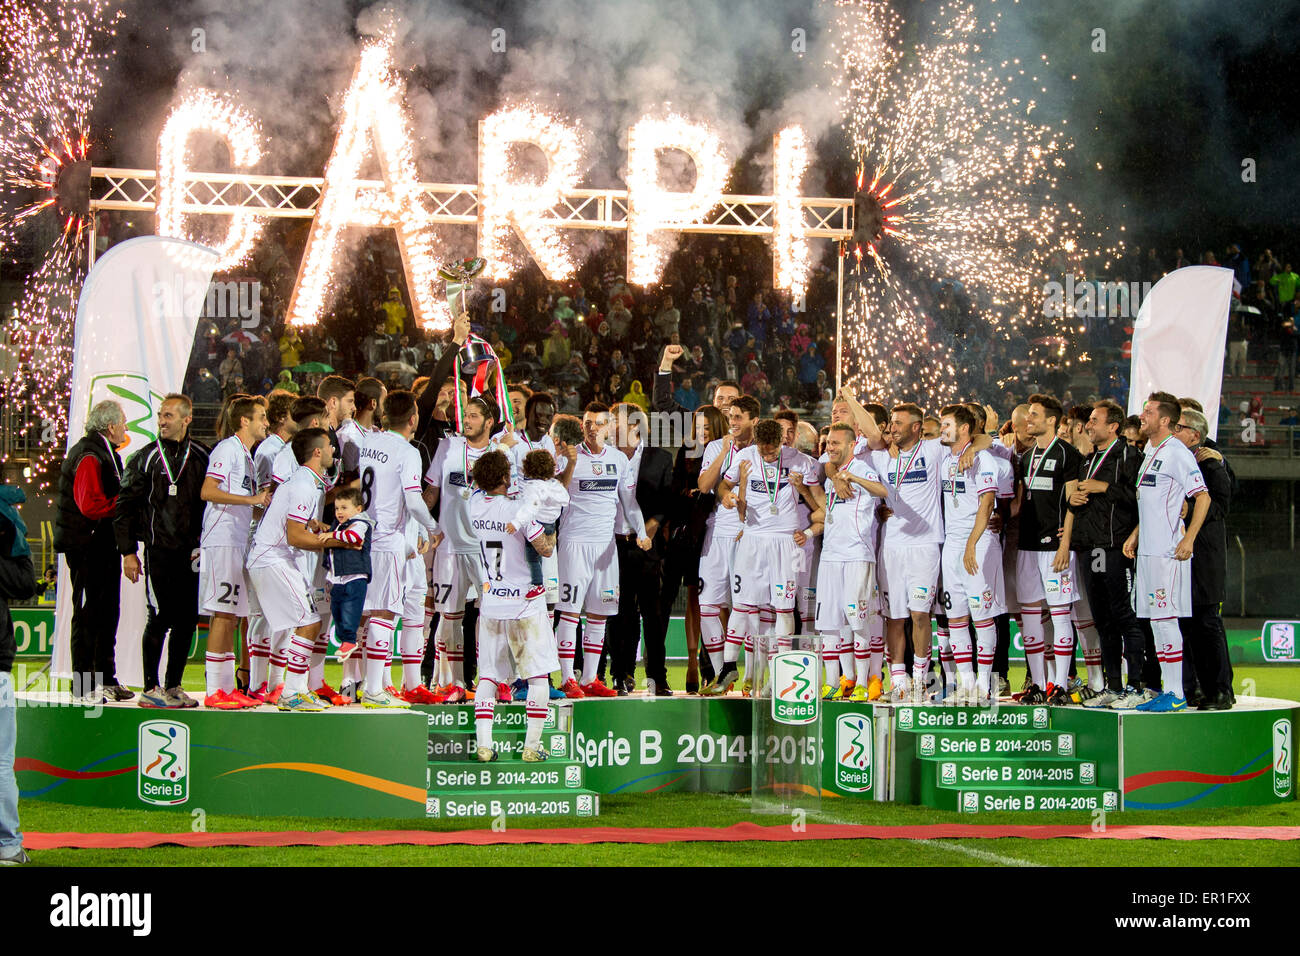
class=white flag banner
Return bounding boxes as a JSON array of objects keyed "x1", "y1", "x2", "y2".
[
  {"x1": 54, "y1": 236, "x2": 220, "y2": 686},
  {"x1": 1127, "y1": 265, "x2": 1234, "y2": 440}
]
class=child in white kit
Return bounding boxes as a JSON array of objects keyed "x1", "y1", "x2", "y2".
[{"x1": 510, "y1": 449, "x2": 569, "y2": 600}]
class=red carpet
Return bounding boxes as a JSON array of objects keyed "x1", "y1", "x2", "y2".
[{"x1": 24, "y1": 823, "x2": 1300, "y2": 850}]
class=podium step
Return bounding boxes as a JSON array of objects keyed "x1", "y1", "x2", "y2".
[
  {"x1": 925, "y1": 757, "x2": 1099, "y2": 788},
  {"x1": 427, "y1": 730, "x2": 573, "y2": 761},
  {"x1": 413, "y1": 702, "x2": 569, "y2": 733},
  {"x1": 911, "y1": 729, "x2": 1077, "y2": 758},
  {"x1": 425, "y1": 789, "x2": 600, "y2": 819},
  {"x1": 932, "y1": 785, "x2": 1120, "y2": 814},
  {"x1": 427, "y1": 760, "x2": 585, "y2": 791},
  {"x1": 894, "y1": 704, "x2": 1052, "y2": 732}
]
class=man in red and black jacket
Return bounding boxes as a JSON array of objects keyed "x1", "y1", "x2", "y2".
[{"x1": 53, "y1": 400, "x2": 131, "y2": 703}]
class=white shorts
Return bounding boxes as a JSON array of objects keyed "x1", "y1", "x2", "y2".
[
  {"x1": 430, "y1": 548, "x2": 484, "y2": 614},
  {"x1": 814, "y1": 559, "x2": 875, "y2": 633},
  {"x1": 698, "y1": 524, "x2": 739, "y2": 607},
  {"x1": 878, "y1": 543, "x2": 941, "y2": 619},
  {"x1": 1015, "y1": 549, "x2": 1077, "y2": 608},
  {"x1": 365, "y1": 547, "x2": 407, "y2": 615},
  {"x1": 402, "y1": 552, "x2": 428, "y2": 623},
  {"x1": 1134, "y1": 554, "x2": 1191, "y2": 619},
  {"x1": 477, "y1": 607, "x2": 560, "y2": 684},
  {"x1": 940, "y1": 535, "x2": 1005, "y2": 621},
  {"x1": 733, "y1": 533, "x2": 799, "y2": 611},
  {"x1": 200, "y1": 545, "x2": 250, "y2": 616},
  {"x1": 557, "y1": 539, "x2": 620, "y2": 615},
  {"x1": 248, "y1": 562, "x2": 316, "y2": 634}
]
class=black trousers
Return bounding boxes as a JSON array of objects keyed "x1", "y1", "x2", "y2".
[
  {"x1": 604, "y1": 537, "x2": 668, "y2": 687},
  {"x1": 1180, "y1": 604, "x2": 1233, "y2": 698},
  {"x1": 994, "y1": 613, "x2": 1011, "y2": 678},
  {"x1": 1079, "y1": 549, "x2": 1147, "y2": 692},
  {"x1": 66, "y1": 548, "x2": 122, "y2": 690},
  {"x1": 142, "y1": 547, "x2": 199, "y2": 691},
  {"x1": 659, "y1": 539, "x2": 713, "y2": 683}
]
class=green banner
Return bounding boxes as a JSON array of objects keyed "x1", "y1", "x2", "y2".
[{"x1": 16, "y1": 702, "x2": 429, "y2": 819}]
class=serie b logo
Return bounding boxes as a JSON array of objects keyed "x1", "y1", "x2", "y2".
[
  {"x1": 834, "y1": 713, "x2": 872, "y2": 792},
  {"x1": 940, "y1": 761, "x2": 957, "y2": 785},
  {"x1": 138, "y1": 720, "x2": 189, "y2": 806},
  {"x1": 771, "y1": 651, "x2": 818, "y2": 725},
  {"x1": 1274, "y1": 719, "x2": 1292, "y2": 798}
]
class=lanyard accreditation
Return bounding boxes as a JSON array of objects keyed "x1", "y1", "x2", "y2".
[
  {"x1": 1135, "y1": 436, "x2": 1172, "y2": 495},
  {"x1": 1024, "y1": 437, "x2": 1058, "y2": 499},
  {"x1": 158, "y1": 441, "x2": 191, "y2": 496}
]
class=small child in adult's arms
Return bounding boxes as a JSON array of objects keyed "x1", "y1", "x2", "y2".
[
  {"x1": 509, "y1": 449, "x2": 569, "y2": 600},
  {"x1": 324, "y1": 487, "x2": 372, "y2": 668}
]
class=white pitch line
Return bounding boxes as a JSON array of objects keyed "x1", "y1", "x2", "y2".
[{"x1": 721, "y1": 795, "x2": 1042, "y2": 867}]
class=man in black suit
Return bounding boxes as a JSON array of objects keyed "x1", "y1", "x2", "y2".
[
  {"x1": 602, "y1": 402, "x2": 675, "y2": 694},
  {"x1": 1174, "y1": 407, "x2": 1235, "y2": 709}
]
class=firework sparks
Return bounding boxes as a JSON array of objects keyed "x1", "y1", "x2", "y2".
[
  {"x1": 773, "y1": 125, "x2": 812, "y2": 298},
  {"x1": 625, "y1": 114, "x2": 729, "y2": 288},
  {"x1": 285, "y1": 34, "x2": 451, "y2": 331},
  {"x1": 478, "y1": 107, "x2": 582, "y2": 283},
  {"x1": 0, "y1": 0, "x2": 121, "y2": 490},
  {"x1": 830, "y1": 0, "x2": 1093, "y2": 406},
  {"x1": 156, "y1": 89, "x2": 265, "y2": 271}
]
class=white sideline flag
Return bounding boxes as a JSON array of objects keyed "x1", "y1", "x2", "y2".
[{"x1": 1127, "y1": 265, "x2": 1234, "y2": 441}]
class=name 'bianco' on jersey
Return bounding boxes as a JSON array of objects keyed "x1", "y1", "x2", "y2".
[
  {"x1": 1135, "y1": 436, "x2": 1208, "y2": 557},
  {"x1": 201, "y1": 435, "x2": 257, "y2": 548},
  {"x1": 426, "y1": 435, "x2": 524, "y2": 554},
  {"x1": 820, "y1": 457, "x2": 882, "y2": 561},
  {"x1": 360, "y1": 429, "x2": 428, "y2": 551},
  {"x1": 723, "y1": 444, "x2": 820, "y2": 536},
  {"x1": 561, "y1": 442, "x2": 645, "y2": 543},
  {"x1": 940, "y1": 446, "x2": 999, "y2": 541},
  {"x1": 871, "y1": 437, "x2": 946, "y2": 546},
  {"x1": 469, "y1": 491, "x2": 547, "y2": 620}
]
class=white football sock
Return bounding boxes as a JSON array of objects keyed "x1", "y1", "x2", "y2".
[
  {"x1": 1050, "y1": 606, "x2": 1074, "y2": 687},
  {"x1": 401, "y1": 614, "x2": 426, "y2": 690},
  {"x1": 724, "y1": 605, "x2": 752, "y2": 665},
  {"x1": 1076, "y1": 619, "x2": 1104, "y2": 689},
  {"x1": 557, "y1": 612, "x2": 579, "y2": 682},
  {"x1": 912, "y1": 645, "x2": 931, "y2": 695},
  {"x1": 822, "y1": 632, "x2": 841, "y2": 686},
  {"x1": 248, "y1": 614, "x2": 270, "y2": 691},
  {"x1": 974, "y1": 620, "x2": 996, "y2": 697},
  {"x1": 1020, "y1": 608, "x2": 1046, "y2": 687},
  {"x1": 525, "y1": 678, "x2": 549, "y2": 749},
  {"x1": 700, "y1": 605, "x2": 725, "y2": 672},
  {"x1": 474, "y1": 679, "x2": 497, "y2": 749},
  {"x1": 580, "y1": 617, "x2": 607, "y2": 685},
  {"x1": 1151, "y1": 617, "x2": 1184, "y2": 697},
  {"x1": 852, "y1": 630, "x2": 870, "y2": 686},
  {"x1": 951, "y1": 621, "x2": 974, "y2": 683},
  {"x1": 935, "y1": 624, "x2": 954, "y2": 690},
  {"x1": 364, "y1": 618, "x2": 395, "y2": 695},
  {"x1": 284, "y1": 635, "x2": 313, "y2": 695}
]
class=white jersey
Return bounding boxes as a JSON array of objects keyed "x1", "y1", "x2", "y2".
[
  {"x1": 360, "y1": 429, "x2": 429, "y2": 553},
  {"x1": 253, "y1": 434, "x2": 285, "y2": 490},
  {"x1": 986, "y1": 440, "x2": 1017, "y2": 499},
  {"x1": 336, "y1": 417, "x2": 368, "y2": 478},
  {"x1": 270, "y1": 441, "x2": 299, "y2": 486},
  {"x1": 871, "y1": 437, "x2": 945, "y2": 547},
  {"x1": 426, "y1": 435, "x2": 524, "y2": 553},
  {"x1": 200, "y1": 435, "x2": 257, "y2": 548},
  {"x1": 469, "y1": 491, "x2": 547, "y2": 621},
  {"x1": 821, "y1": 457, "x2": 882, "y2": 562},
  {"x1": 247, "y1": 466, "x2": 326, "y2": 570},
  {"x1": 515, "y1": 429, "x2": 558, "y2": 459},
  {"x1": 701, "y1": 437, "x2": 743, "y2": 535},
  {"x1": 561, "y1": 441, "x2": 645, "y2": 543},
  {"x1": 517, "y1": 477, "x2": 569, "y2": 526},
  {"x1": 1135, "y1": 436, "x2": 1207, "y2": 557},
  {"x1": 723, "y1": 444, "x2": 820, "y2": 537},
  {"x1": 940, "y1": 445, "x2": 998, "y2": 542}
]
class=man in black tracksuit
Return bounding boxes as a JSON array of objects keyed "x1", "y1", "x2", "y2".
[
  {"x1": 1068, "y1": 400, "x2": 1147, "y2": 702},
  {"x1": 1173, "y1": 408, "x2": 1235, "y2": 710},
  {"x1": 114, "y1": 395, "x2": 210, "y2": 708}
]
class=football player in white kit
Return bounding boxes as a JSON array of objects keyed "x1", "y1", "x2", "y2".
[
  {"x1": 554, "y1": 403, "x2": 651, "y2": 698},
  {"x1": 468, "y1": 450, "x2": 559, "y2": 762},
  {"x1": 696, "y1": 395, "x2": 760, "y2": 690},
  {"x1": 423, "y1": 396, "x2": 520, "y2": 702},
  {"x1": 198, "y1": 396, "x2": 270, "y2": 709},
  {"x1": 936, "y1": 405, "x2": 1005, "y2": 704},
  {"x1": 246, "y1": 428, "x2": 359, "y2": 711},
  {"x1": 872, "y1": 403, "x2": 946, "y2": 702},
  {"x1": 1122, "y1": 391, "x2": 1211, "y2": 713},
  {"x1": 359, "y1": 390, "x2": 441, "y2": 708},
  {"x1": 705, "y1": 419, "x2": 820, "y2": 695},
  {"x1": 814, "y1": 423, "x2": 888, "y2": 701}
]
